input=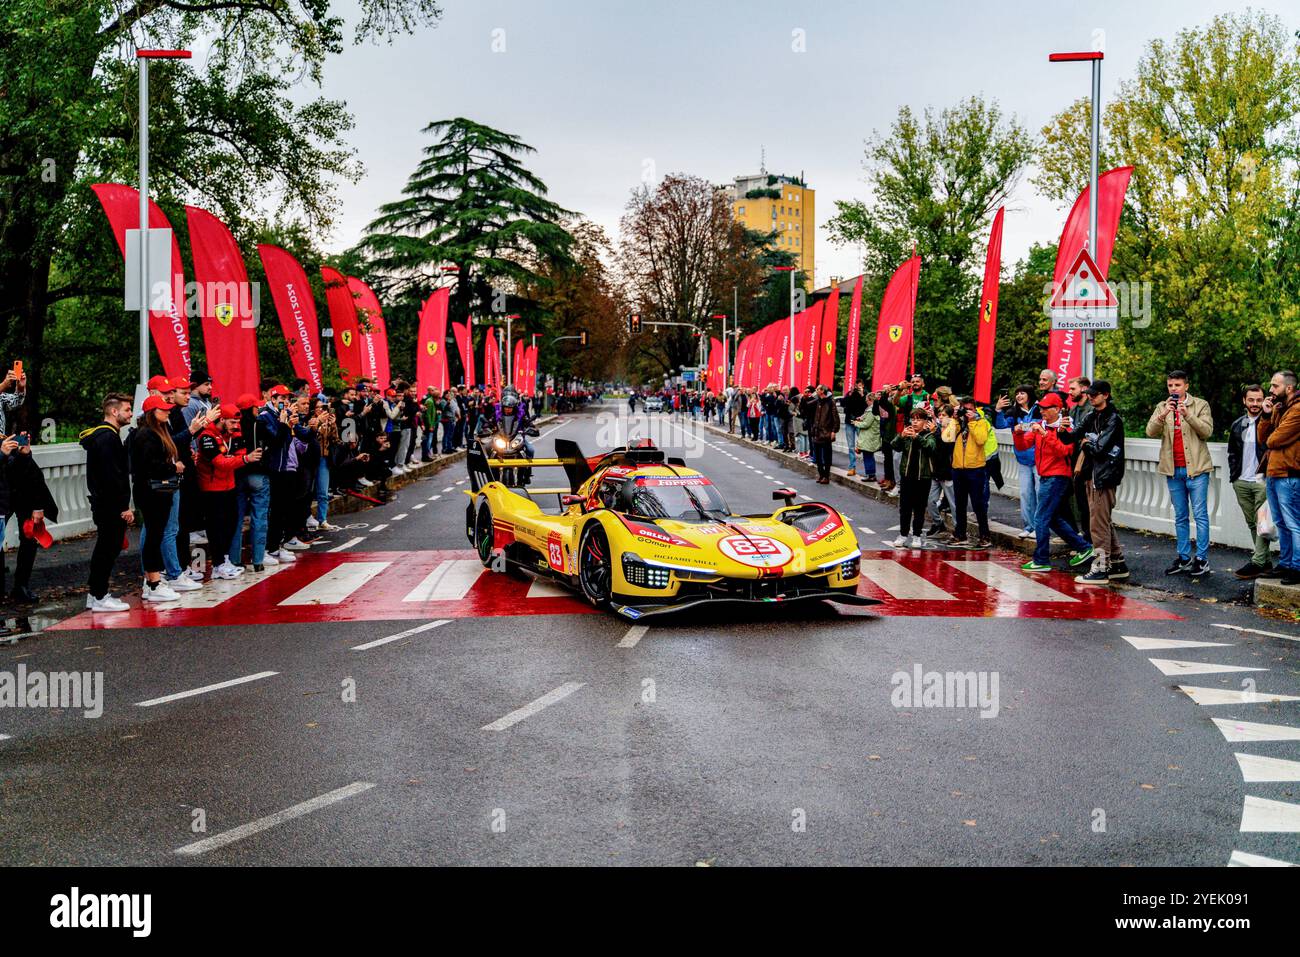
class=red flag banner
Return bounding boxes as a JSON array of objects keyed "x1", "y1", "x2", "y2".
[
  {"x1": 524, "y1": 343, "x2": 538, "y2": 397},
  {"x1": 184, "y1": 205, "x2": 261, "y2": 401},
  {"x1": 416, "y1": 288, "x2": 450, "y2": 394},
  {"x1": 973, "y1": 207, "x2": 1005, "y2": 405},
  {"x1": 842, "y1": 275, "x2": 864, "y2": 394},
  {"x1": 512, "y1": 338, "x2": 525, "y2": 390},
  {"x1": 484, "y1": 328, "x2": 500, "y2": 395},
  {"x1": 321, "y1": 267, "x2": 363, "y2": 384},
  {"x1": 91, "y1": 183, "x2": 191, "y2": 379},
  {"x1": 870, "y1": 256, "x2": 921, "y2": 393},
  {"x1": 818, "y1": 286, "x2": 839, "y2": 388},
  {"x1": 258, "y1": 245, "x2": 323, "y2": 393},
  {"x1": 453, "y1": 321, "x2": 475, "y2": 387},
  {"x1": 347, "y1": 277, "x2": 390, "y2": 388},
  {"x1": 710, "y1": 337, "x2": 724, "y2": 393},
  {"x1": 1046, "y1": 166, "x2": 1133, "y2": 388}
]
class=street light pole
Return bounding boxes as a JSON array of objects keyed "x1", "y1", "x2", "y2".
[{"x1": 1049, "y1": 48, "x2": 1104, "y2": 382}]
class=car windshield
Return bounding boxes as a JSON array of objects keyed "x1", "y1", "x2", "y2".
[{"x1": 627, "y1": 478, "x2": 728, "y2": 520}]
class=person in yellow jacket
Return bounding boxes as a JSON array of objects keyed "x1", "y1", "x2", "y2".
[
  {"x1": 941, "y1": 396, "x2": 992, "y2": 548},
  {"x1": 1145, "y1": 369, "x2": 1214, "y2": 577}
]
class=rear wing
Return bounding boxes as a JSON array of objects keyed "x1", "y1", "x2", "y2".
[{"x1": 467, "y1": 440, "x2": 586, "y2": 493}]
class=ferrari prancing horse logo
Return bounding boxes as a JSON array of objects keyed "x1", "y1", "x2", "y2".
[
  {"x1": 215, "y1": 303, "x2": 235, "y2": 328},
  {"x1": 888, "y1": 325, "x2": 903, "y2": 343},
  {"x1": 426, "y1": 341, "x2": 438, "y2": 356},
  {"x1": 983, "y1": 300, "x2": 993, "y2": 323},
  {"x1": 341, "y1": 330, "x2": 353, "y2": 347}
]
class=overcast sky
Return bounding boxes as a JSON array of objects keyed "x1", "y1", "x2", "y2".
[{"x1": 311, "y1": 0, "x2": 1288, "y2": 284}]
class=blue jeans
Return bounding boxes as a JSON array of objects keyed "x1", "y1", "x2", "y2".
[
  {"x1": 442, "y1": 422, "x2": 455, "y2": 453},
  {"x1": 421, "y1": 428, "x2": 434, "y2": 459},
  {"x1": 1034, "y1": 475, "x2": 1090, "y2": 564},
  {"x1": 140, "y1": 491, "x2": 183, "y2": 579},
  {"x1": 231, "y1": 472, "x2": 271, "y2": 565},
  {"x1": 315, "y1": 457, "x2": 331, "y2": 525},
  {"x1": 1166, "y1": 467, "x2": 1210, "y2": 561},
  {"x1": 1017, "y1": 460, "x2": 1040, "y2": 533},
  {"x1": 845, "y1": 425, "x2": 858, "y2": 470},
  {"x1": 1267, "y1": 476, "x2": 1300, "y2": 570}
]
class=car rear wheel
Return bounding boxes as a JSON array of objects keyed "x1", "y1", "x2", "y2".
[
  {"x1": 578, "y1": 525, "x2": 613, "y2": 607},
  {"x1": 474, "y1": 502, "x2": 495, "y2": 568}
]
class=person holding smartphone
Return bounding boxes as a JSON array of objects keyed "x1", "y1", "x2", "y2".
[{"x1": 1146, "y1": 370, "x2": 1214, "y2": 577}]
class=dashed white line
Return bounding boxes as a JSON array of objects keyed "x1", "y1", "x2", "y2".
[
  {"x1": 455, "y1": 479, "x2": 466, "y2": 485},
  {"x1": 428, "y1": 494, "x2": 442, "y2": 501},
  {"x1": 174, "y1": 782, "x2": 375, "y2": 856},
  {"x1": 858, "y1": 526, "x2": 875, "y2": 535},
  {"x1": 352, "y1": 619, "x2": 450, "y2": 651},
  {"x1": 442, "y1": 486, "x2": 455, "y2": 493},
  {"x1": 0, "y1": 734, "x2": 10, "y2": 741},
  {"x1": 391, "y1": 513, "x2": 409, "y2": 522},
  {"x1": 328, "y1": 537, "x2": 365, "y2": 552},
  {"x1": 137, "y1": 671, "x2": 278, "y2": 708},
  {"x1": 369, "y1": 524, "x2": 388, "y2": 533},
  {"x1": 412, "y1": 503, "x2": 425, "y2": 510},
  {"x1": 798, "y1": 494, "x2": 813, "y2": 501},
  {"x1": 1229, "y1": 850, "x2": 1295, "y2": 867},
  {"x1": 617, "y1": 625, "x2": 649, "y2": 648},
  {"x1": 1212, "y1": 623, "x2": 1299, "y2": 642},
  {"x1": 482, "y1": 682, "x2": 585, "y2": 731}
]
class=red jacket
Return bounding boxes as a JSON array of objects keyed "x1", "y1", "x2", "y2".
[
  {"x1": 1026, "y1": 424, "x2": 1074, "y2": 479},
  {"x1": 194, "y1": 423, "x2": 249, "y2": 492}
]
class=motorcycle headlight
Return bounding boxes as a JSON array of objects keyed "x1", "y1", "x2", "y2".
[{"x1": 493, "y1": 437, "x2": 507, "y2": 451}]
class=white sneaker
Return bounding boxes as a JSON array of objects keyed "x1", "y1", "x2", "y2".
[
  {"x1": 391, "y1": 465, "x2": 407, "y2": 476},
  {"x1": 909, "y1": 536, "x2": 925, "y2": 549},
  {"x1": 319, "y1": 522, "x2": 341, "y2": 532},
  {"x1": 166, "y1": 575, "x2": 203, "y2": 592},
  {"x1": 306, "y1": 516, "x2": 320, "y2": 531},
  {"x1": 90, "y1": 595, "x2": 130, "y2": 613},
  {"x1": 274, "y1": 549, "x2": 297, "y2": 563},
  {"x1": 143, "y1": 583, "x2": 180, "y2": 602},
  {"x1": 358, "y1": 478, "x2": 375, "y2": 488},
  {"x1": 85, "y1": 593, "x2": 95, "y2": 610},
  {"x1": 183, "y1": 567, "x2": 205, "y2": 582},
  {"x1": 189, "y1": 531, "x2": 209, "y2": 545},
  {"x1": 1018, "y1": 528, "x2": 1034, "y2": 539},
  {"x1": 261, "y1": 553, "x2": 281, "y2": 566},
  {"x1": 214, "y1": 563, "x2": 242, "y2": 580},
  {"x1": 890, "y1": 535, "x2": 909, "y2": 548},
  {"x1": 284, "y1": 538, "x2": 310, "y2": 551}
]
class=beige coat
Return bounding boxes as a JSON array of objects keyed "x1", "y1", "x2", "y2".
[{"x1": 1145, "y1": 394, "x2": 1213, "y2": 478}]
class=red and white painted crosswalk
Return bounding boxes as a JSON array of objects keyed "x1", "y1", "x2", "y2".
[{"x1": 47, "y1": 548, "x2": 1176, "y2": 631}]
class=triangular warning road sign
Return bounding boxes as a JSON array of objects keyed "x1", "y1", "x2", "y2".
[{"x1": 1050, "y1": 248, "x2": 1117, "y2": 309}]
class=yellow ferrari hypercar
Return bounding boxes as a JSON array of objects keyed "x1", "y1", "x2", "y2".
[{"x1": 464, "y1": 439, "x2": 878, "y2": 620}]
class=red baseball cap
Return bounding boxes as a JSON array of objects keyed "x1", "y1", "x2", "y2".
[
  {"x1": 268, "y1": 384, "x2": 292, "y2": 397},
  {"x1": 146, "y1": 375, "x2": 171, "y2": 391},
  {"x1": 22, "y1": 517, "x2": 52, "y2": 549},
  {"x1": 1039, "y1": 393, "x2": 1064, "y2": 408},
  {"x1": 142, "y1": 394, "x2": 171, "y2": 413},
  {"x1": 236, "y1": 393, "x2": 258, "y2": 410},
  {"x1": 217, "y1": 402, "x2": 239, "y2": 419},
  {"x1": 169, "y1": 377, "x2": 191, "y2": 390}
]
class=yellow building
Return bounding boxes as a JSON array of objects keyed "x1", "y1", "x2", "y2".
[{"x1": 727, "y1": 173, "x2": 815, "y2": 287}]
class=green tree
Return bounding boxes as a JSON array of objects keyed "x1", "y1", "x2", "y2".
[
  {"x1": 0, "y1": 0, "x2": 441, "y2": 427},
  {"x1": 355, "y1": 118, "x2": 576, "y2": 343},
  {"x1": 828, "y1": 96, "x2": 1033, "y2": 389},
  {"x1": 1037, "y1": 10, "x2": 1300, "y2": 425}
]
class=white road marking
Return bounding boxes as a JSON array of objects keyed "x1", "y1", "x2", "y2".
[
  {"x1": 1235, "y1": 752, "x2": 1300, "y2": 783},
  {"x1": 327, "y1": 537, "x2": 365, "y2": 552},
  {"x1": 798, "y1": 494, "x2": 813, "y2": 501},
  {"x1": 858, "y1": 526, "x2": 875, "y2": 536},
  {"x1": 536, "y1": 421, "x2": 568, "y2": 441},
  {"x1": 402, "y1": 560, "x2": 483, "y2": 602},
  {"x1": 352, "y1": 619, "x2": 450, "y2": 651},
  {"x1": 0, "y1": 734, "x2": 10, "y2": 741},
  {"x1": 482, "y1": 682, "x2": 585, "y2": 731},
  {"x1": 1148, "y1": 658, "x2": 1266, "y2": 677},
  {"x1": 1212, "y1": 623, "x2": 1299, "y2": 642},
  {"x1": 1179, "y1": 685, "x2": 1300, "y2": 705},
  {"x1": 1240, "y1": 795, "x2": 1300, "y2": 832},
  {"x1": 525, "y1": 578, "x2": 570, "y2": 599},
  {"x1": 1121, "y1": 635, "x2": 1232, "y2": 651},
  {"x1": 391, "y1": 513, "x2": 408, "y2": 522},
  {"x1": 617, "y1": 625, "x2": 649, "y2": 648},
  {"x1": 428, "y1": 494, "x2": 441, "y2": 501},
  {"x1": 945, "y1": 561, "x2": 1079, "y2": 603},
  {"x1": 1229, "y1": 850, "x2": 1296, "y2": 867},
  {"x1": 1213, "y1": 717, "x2": 1300, "y2": 742},
  {"x1": 442, "y1": 486, "x2": 455, "y2": 492},
  {"x1": 137, "y1": 671, "x2": 278, "y2": 708},
  {"x1": 455, "y1": 479, "x2": 466, "y2": 485},
  {"x1": 412, "y1": 504, "x2": 425, "y2": 510},
  {"x1": 174, "y1": 782, "x2": 375, "y2": 856},
  {"x1": 370, "y1": 524, "x2": 388, "y2": 533},
  {"x1": 280, "y1": 562, "x2": 391, "y2": 605},
  {"x1": 170, "y1": 564, "x2": 290, "y2": 608},
  {"x1": 859, "y1": 560, "x2": 957, "y2": 601}
]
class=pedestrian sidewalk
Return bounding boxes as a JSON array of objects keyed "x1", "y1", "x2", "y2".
[{"x1": 699, "y1": 419, "x2": 1297, "y2": 610}]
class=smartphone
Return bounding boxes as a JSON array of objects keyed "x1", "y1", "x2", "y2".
[
  {"x1": 16, "y1": 433, "x2": 28, "y2": 448},
  {"x1": 12, "y1": 360, "x2": 22, "y2": 378}
]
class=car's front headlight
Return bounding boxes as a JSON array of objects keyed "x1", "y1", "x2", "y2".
[{"x1": 493, "y1": 436, "x2": 507, "y2": 451}]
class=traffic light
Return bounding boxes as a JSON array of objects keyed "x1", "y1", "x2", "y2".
[
  {"x1": 627, "y1": 313, "x2": 642, "y2": 334},
  {"x1": 578, "y1": 329, "x2": 589, "y2": 346}
]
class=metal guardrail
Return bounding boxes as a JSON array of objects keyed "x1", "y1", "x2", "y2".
[{"x1": 3, "y1": 443, "x2": 96, "y2": 547}]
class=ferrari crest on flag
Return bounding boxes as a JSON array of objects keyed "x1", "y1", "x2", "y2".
[
  {"x1": 341, "y1": 330, "x2": 353, "y2": 347},
  {"x1": 889, "y1": 325, "x2": 903, "y2": 343},
  {"x1": 983, "y1": 300, "x2": 993, "y2": 322},
  {"x1": 215, "y1": 302, "x2": 234, "y2": 328},
  {"x1": 427, "y1": 341, "x2": 437, "y2": 356},
  {"x1": 794, "y1": 350, "x2": 804, "y2": 363}
]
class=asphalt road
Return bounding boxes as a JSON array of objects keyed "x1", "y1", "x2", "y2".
[{"x1": 1, "y1": 403, "x2": 1298, "y2": 866}]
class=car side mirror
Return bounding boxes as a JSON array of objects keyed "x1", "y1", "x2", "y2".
[{"x1": 773, "y1": 488, "x2": 796, "y2": 507}]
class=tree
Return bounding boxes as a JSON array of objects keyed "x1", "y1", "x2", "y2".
[
  {"x1": 355, "y1": 118, "x2": 575, "y2": 339},
  {"x1": 618, "y1": 174, "x2": 755, "y2": 383},
  {"x1": 1037, "y1": 11, "x2": 1300, "y2": 425},
  {"x1": 0, "y1": 0, "x2": 441, "y2": 425},
  {"x1": 827, "y1": 96, "x2": 1033, "y2": 388}
]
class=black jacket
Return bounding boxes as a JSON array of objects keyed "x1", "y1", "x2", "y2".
[
  {"x1": 80, "y1": 424, "x2": 132, "y2": 513},
  {"x1": 128, "y1": 426, "x2": 179, "y2": 500},
  {"x1": 1227, "y1": 413, "x2": 1265, "y2": 483},
  {"x1": 1061, "y1": 403, "x2": 1125, "y2": 490},
  {"x1": 842, "y1": 390, "x2": 867, "y2": 421},
  {"x1": 6, "y1": 450, "x2": 58, "y2": 521}
]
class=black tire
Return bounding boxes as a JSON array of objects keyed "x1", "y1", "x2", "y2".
[
  {"x1": 474, "y1": 502, "x2": 495, "y2": 568},
  {"x1": 577, "y1": 524, "x2": 614, "y2": 607},
  {"x1": 465, "y1": 502, "x2": 477, "y2": 545}
]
